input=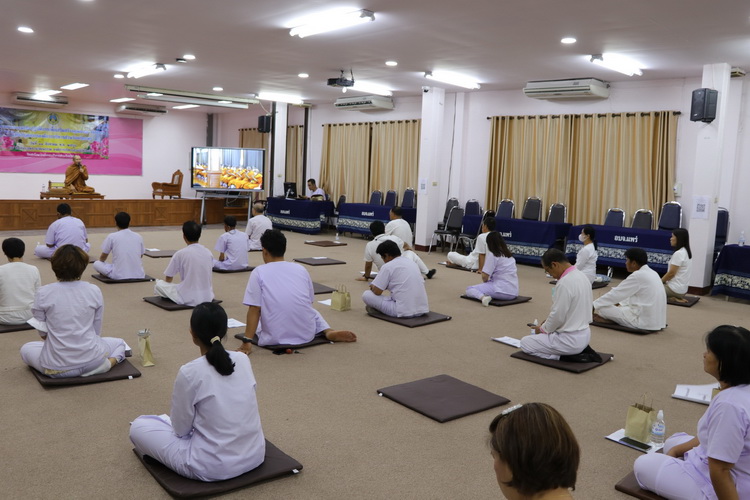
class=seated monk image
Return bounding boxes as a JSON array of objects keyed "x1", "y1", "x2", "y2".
[{"x1": 64, "y1": 155, "x2": 96, "y2": 194}]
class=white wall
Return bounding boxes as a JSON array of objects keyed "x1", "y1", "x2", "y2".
[{"x1": 0, "y1": 97, "x2": 208, "y2": 200}]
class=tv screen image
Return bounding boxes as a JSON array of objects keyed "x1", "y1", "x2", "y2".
[{"x1": 191, "y1": 147, "x2": 265, "y2": 191}]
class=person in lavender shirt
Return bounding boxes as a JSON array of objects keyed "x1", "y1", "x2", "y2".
[{"x1": 93, "y1": 212, "x2": 145, "y2": 279}]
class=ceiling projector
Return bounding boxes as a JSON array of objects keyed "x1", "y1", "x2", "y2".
[{"x1": 327, "y1": 70, "x2": 354, "y2": 88}]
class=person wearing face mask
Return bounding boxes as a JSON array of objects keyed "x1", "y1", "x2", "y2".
[{"x1": 575, "y1": 225, "x2": 598, "y2": 284}]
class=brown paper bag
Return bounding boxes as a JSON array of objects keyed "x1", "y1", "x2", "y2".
[
  {"x1": 138, "y1": 329, "x2": 155, "y2": 367},
  {"x1": 331, "y1": 285, "x2": 351, "y2": 311},
  {"x1": 624, "y1": 395, "x2": 656, "y2": 443}
]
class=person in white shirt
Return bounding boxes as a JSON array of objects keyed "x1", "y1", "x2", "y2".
[
  {"x1": 521, "y1": 249, "x2": 593, "y2": 360},
  {"x1": 448, "y1": 217, "x2": 494, "y2": 271},
  {"x1": 93, "y1": 212, "x2": 146, "y2": 279},
  {"x1": 245, "y1": 202, "x2": 272, "y2": 251},
  {"x1": 593, "y1": 247, "x2": 667, "y2": 331},
  {"x1": 357, "y1": 221, "x2": 435, "y2": 281},
  {"x1": 154, "y1": 221, "x2": 214, "y2": 306},
  {"x1": 385, "y1": 206, "x2": 413, "y2": 246},
  {"x1": 20, "y1": 244, "x2": 126, "y2": 378},
  {"x1": 465, "y1": 232, "x2": 519, "y2": 306},
  {"x1": 34, "y1": 203, "x2": 90, "y2": 259},
  {"x1": 576, "y1": 225, "x2": 598, "y2": 284},
  {"x1": 212, "y1": 216, "x2": 250, "y2": 271},
  {"x1": 304, "y1": 178, "x2": 326, "y2": 199},
  {"x1": 362, "y1": 240, "x2": 430, "y2": 318},
  {"x1": 130, "y1": 302, "x2": 266, "y2": 481},
  {"x1": 238, "y1": 229, "x2": 356, "y2": 353},
  {"x1": 0, "y1": 238, "x2": 41, "y2": 325},
  {"x1": 662, "y1": 228, "x2": 692, "y2": 302}
]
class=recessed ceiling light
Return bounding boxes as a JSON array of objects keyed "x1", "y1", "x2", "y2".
[
  {"x1": 561, "y1": 37, "x2": 576, "y2": 44},
  {"x1": 60, "y1": 83, "x2": 89, "y2": 90},
  {"x1": 385, "y1": 61, "x2": 398, "y2": 67},
  {"x1": 114, "y1": 74, "x2": 125, "y2": 79},
  {"x1": 183, "y1": 54, "x2": 196, "y2": 60},
  {"x1": 298, "y1": 73, "x2": 309, "y2": 78},
  {"x1": 110, "y1": 97, "x2": 135, "y2": 103},
  {"x1": 212, "y1": 86, "x2": 224, "y2": 92},
  {"x1": 173, "y1": 104, "x2": 200, "y2": 109},
  {"x1": 18, "y1": 26, "x2": 34, "y2": 34}
]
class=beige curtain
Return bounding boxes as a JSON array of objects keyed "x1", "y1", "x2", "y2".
[
  {"x1": 319, "y1": 123, "x2": 371, "y2": 204},
  {"x1": 369, "y1": 120, "x2": 421, "y2": 202},
  {"x1": 486, "y1": 111, "x2": 678, "y2": 226},
  {"x1": 285, "y1": 125, "x2": 304, "y2": 183}
]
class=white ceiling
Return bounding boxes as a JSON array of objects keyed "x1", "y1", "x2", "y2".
[{"x1": 3, "y1": 0, "x2": 750, "y2": 111}]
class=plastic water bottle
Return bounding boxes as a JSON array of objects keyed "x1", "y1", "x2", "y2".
[
  {"x1": 335, "y1": 232, "x2": 340, "y2": 242},
  {"x1": 650, "y1": 410, "x2": 666, "y2": 446},
  {"x1": 740, "y1": 231, "x2": 746, "y2": 247}
]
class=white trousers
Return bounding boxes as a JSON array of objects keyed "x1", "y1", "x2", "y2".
[
  {"x1": 130, "y1": 415, "x2": 201, "y2": 480},
  {"x1": 520, "y1": 328, "x2": 591, "y2": 360},
  {"x1": 20, "y1": 337, "x2": 126, "y2": 377},
  {"x1": 633, "y1": 433, "x2": 707, "y2": 500},
  {"x1": 92, "y1": 260, "x2": 113, "y2": 277},
  {"x1": 154, "y1": 280, "x2": 185, "y2": 304},
  {"x1": 0, "y1": 309, "x2": 33, "y2": 325},
  {"x1": 212, "y1": 259, "x2": 246, "y2": 271},
  {"x1": 403, "y1": 250, "x2": 429, "y2": 275},
  {"x1": 447, "y1": 251, "x2": 478, "y2": 270},
  {"x1": 595, "y1": 304, "x2": 638, "y2": 329},
  {"x1": 465, "y1": 283, "x2": 515, "y2": 301},
  {"x1": 34, "y1": 242, "x2": 91, "y2": 259}
]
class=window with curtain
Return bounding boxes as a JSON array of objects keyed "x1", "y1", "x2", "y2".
[
  {"x1": 320, "y1": 120, "x2": 420, "y2": 204},
  {"x1": 486, "y1": 112, "x2": 678, "y2": 226}
]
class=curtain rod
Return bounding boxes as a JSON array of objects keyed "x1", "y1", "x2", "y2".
[{"x1": 487, "y1": 111, "x2": 681, "y2": 120}]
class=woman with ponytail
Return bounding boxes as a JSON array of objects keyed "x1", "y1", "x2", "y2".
[{"x1": 130, "y1": 302, "x2": 265, "y2": 481}]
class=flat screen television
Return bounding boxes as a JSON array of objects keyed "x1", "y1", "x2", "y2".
[{"x1": 191, "y1": 147, "x2": 265, "y2": 192}]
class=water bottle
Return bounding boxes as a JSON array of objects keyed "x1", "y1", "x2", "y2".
[
  {"x1": 335, "y1": 232, "x2": 340, "y2": 242},
  {"x1": 650, "y1": 410, "x2": 666, "y2": 446},
  {"x1": 740, "y1": 231, "x2": 746, "y2": 247}
]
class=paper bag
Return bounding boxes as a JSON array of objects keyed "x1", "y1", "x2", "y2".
[
  {"x1": 331, "y1": 285, "x2": 351, "y2": 311},
  {"x1": 624, "y1": 395, "x2": 656, "y2": 443},
  {"x1": 138, "y1": 329, "x2": 155, "y2": 367}
]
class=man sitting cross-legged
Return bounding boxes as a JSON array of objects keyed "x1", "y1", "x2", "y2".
[
  {"x1": 0, "y1": 238, "x2": 41, "y2": 325},
  {"x1": 212, "y1": 216, "x2": 250, "y2": 271},
  {"x1": 238, "y1": 229, "x2": 356, "y2": 354},
  {"x1": 245, "y1": 202, "x2": 272, "y2": 251},
  {"x1": 362, "y1": 240, "x2": 429, "y2": 318},
  {"x1": 520, "y1": 248, "x2": 592, "y2": 360},
  {"x1": 93, "y1": 211, "x2": 146, "y2": 279},
  {"x1": 154, "y1": 221, "x2": 214, "y2": 306},
  {"x1": 34, "y1": 203, "x2": 90, "y2": 259},
  {"x1": 593, "y1": 247, "x2": 667, "y2": 331}
]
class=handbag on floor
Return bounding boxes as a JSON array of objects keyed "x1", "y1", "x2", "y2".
[
  {"x1": 331, "y1": 285, "x2": 351, "y2": 311},
  {"x1": 624, "y1": 394, "x2": 656, "y2": 443},
  {"x1": 138, "y1": 329, "x2": 155, "y2": 367}
]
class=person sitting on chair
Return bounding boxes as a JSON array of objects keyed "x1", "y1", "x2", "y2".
[
  {"x1": 20, "y1": 244, "x2": 127, "y2": 378},
  {"x1": 34, "y1": 203, "x2": 90, "y2": 259},
  {"x1": 0, "y1": 238, "x2": 41, "y2": 325},
  {"x1": 212, "y1": 216, "x2": 249, "y2": 271},
  {"x1": 520, "y1": 249, "x2": 592, "y2": 360},
  {"x1": 357, "y1": 220, "x2": 435, "y2": 281},
  {"x1": 245, "y1": 202, "x2": 272, "y2": 251},
  {"x1": 465, "y1": 231, "x2": 518, "y2": 306},
  {"x1": 154, "y1": 221, "x2": 214, "y2": 306},
  {"x1": 362, "y1": 240, "x2": 429, "y2": 318},
  {"x1": 593, "y1": 247, "x2": 667, "y2": 331},
  {"x1": 130, "y1": 302, "x2": 266, "y2": 481},
  {"x1": 238, "y1": 229, "x2": 356, "y2": 353},
  {"x1": 93, "y1": 212, "x2": 146, "y2": 280},
  {"x1": 447, "y1": 217, "x2": 494, "y2": 271},
  {"x1": 64, "y1": 155, "x2": 96, "y2": 194},
  {"x1": 300, "y1": 178, "x2": 326, "y2": 200},
  {"x1": 385, "y1": 206, "x2": 413, "y2": 245}
]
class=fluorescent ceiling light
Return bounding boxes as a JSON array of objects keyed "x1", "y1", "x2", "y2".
[
  {"x1": 173, "y1": 104, "x2": 200, "y2": 109},
  {"x1": 290, "y1": 9, "x2": 374, "y2": 38},
  {"x1": 31, "y1": 90, "x2": 62, "y2": 100},
  {"x1": 18, "y1": 26, "x2": 34, "y2": 34},
  {"x1": 146, "y1": 92, "x2": 163, "y2": 96},
  {"x1": 139, "y1": 94, "x2": 249, "y2": 109},
  {"x1": 257, "y1": 92, "x2": 304, "y2": 105},
  {"x1": 110, "y1": 97, "x2": 135, "y2": 103},
  {"x1": 424, "y1": 71, "x2": 480, "y2": 90},
  {"x1": 349, "y1": 81, "x2": 393, "y2": 97},
  {"x1": 590, "y1": 53, "x2": 643, "y2": 76},
  {"x1": 60, "y1": 83, "x2": 89, "y2": 90},
  {"x1": 561, "y1": 37, "x2": 576, "y2": 44},
  {"x1": 127, "y1": 63, "x2": 166, "y2": 79},
  {"x1": 126, "y1": 85, "x2": 258, "y2": 108}
]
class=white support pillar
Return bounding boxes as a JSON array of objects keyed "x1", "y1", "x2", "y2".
[
  {"x1": 414, "y1": 86, "x2": 447, "y2": 248},
  {"x1": 271, "y1": 102, "x2": 288, "y2": 197},
  {"x1": 688, "y1": 63, "x2": 736, "y2": 289}
]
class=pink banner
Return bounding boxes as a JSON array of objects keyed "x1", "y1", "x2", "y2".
[{"x1": 0, "y1": 117, "x2": 142, "y2": 175}]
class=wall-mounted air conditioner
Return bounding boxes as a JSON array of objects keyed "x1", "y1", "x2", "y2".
[
  {"x1": 334, "y1": 95, "x2": 394, "y2": 110},
  {"x1": 12, "y1": 92, "x2": 69, "y2": 108},
  {"x1": 115, "y1": 103, "x2": 168, "y2": 115},
  {"x1": 523, "y1": 78, "x2": 609, "y2": 99}
]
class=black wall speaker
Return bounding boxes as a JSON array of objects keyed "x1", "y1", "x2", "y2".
[
  {"x1": 258, "y1": 115, "x2": 272, "y2": 133},
  {"x1": 690, "y1": 88, "x2": 718, "y2": 123}
]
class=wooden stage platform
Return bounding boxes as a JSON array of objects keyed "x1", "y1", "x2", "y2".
[{"x1": 0, "y1": 198, "x2": 227, "y2": 231}]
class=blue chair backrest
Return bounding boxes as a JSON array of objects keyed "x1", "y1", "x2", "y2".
[
  {"x1": 402, "y1": 188, "x2": 415, "y2": 209},
  {"x1": 604, "y1": 208, "x2": 625, "y2": 227},
  {"x1": 715, "y1": 208, "x2": 729, "y2": 243},
  {"x1": 547, "y1": 203, "x2": 566, "y2": 223},
  {"x1": 631, "y1": 209, "x2": 653, "y2": 230},
  {"x1": 465, "y1": 199, "x2": 481, "y2": 216},
  {"x1": 658, "y1": 202, "x2": 681, "y2": 231},
  {"x1": 497, "y1": 200, "x2": 514, "y2": 219},
  {"x1": 384, "y1": 190, "x2": 397, "y2": 207},
  {"x1": 369, "y1": 190, "x2": 383, "y2": 205},
  {"x1": 521, "y1": 197, "x2": 542, "y2": 221}
]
